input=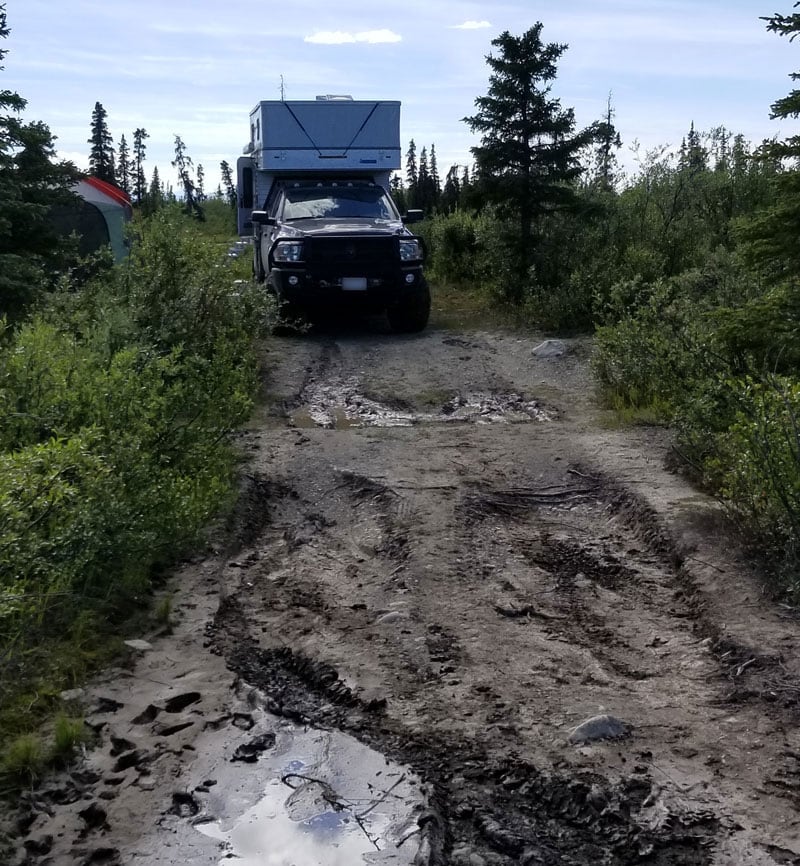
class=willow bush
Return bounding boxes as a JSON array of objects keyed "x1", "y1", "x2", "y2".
[{"x1": 0, "y1": 207, "x2": 266, "y2": 735}]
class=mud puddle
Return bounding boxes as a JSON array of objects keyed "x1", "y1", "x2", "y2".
[
  {"x1": 289, "y1": 378, "x2": 551, "y2": 429},
  {"x1": 182, "y1": 700, "x2": 427, "y2": 866}
]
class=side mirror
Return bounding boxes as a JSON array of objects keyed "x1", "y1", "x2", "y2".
[
  {"x1": 402, "y1": 209, "x2": 424, "y2": 225},
  {"x1": 251, "y1": 210, "x2": 276, "y2": 226}
]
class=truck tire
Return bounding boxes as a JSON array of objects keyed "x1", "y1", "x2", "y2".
[
  {"x1": 253, "y1": 244, "x2": 265, "y2": 283},
  {"x1": 268, "y1": 274, "x2": 307, "y2": 333},
  {"x1": 387, "y1": 282, "x2": 431, "y2": 333}
]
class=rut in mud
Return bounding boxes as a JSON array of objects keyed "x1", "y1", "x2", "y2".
[{"x1": 10, "y1": 323, "x2": 800, "y2": 866}]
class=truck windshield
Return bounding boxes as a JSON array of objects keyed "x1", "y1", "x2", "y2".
[{"x1": 281, "y1": 187, "x2": 397, "y2": 221}]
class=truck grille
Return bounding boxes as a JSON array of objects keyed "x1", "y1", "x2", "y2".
[{"x1": 305, "y1": 236, "x2": 396, "y2": 269}]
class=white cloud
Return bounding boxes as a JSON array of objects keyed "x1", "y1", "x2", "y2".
[
  {"x1": 452, "y1": 20, "x2": 491, "y2": 30},
  {"x1": 305, "y1": 29, "x2": 402, "y2": 44}
]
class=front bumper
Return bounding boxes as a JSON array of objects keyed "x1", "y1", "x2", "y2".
[
  {"x1": 270, "y1": 266, "x2": 426, "y2": 308},
  {"x1": 267, "y1": 233, "x2": 426, "y2": 308}
]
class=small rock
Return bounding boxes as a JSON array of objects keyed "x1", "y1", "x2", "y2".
[
  {"x1": 532, "y1": 339, "x2": 566, "y2": 358},
  {"x1": 60, "y1": 688, "x2": 85, "y2": 703},
  {"x1": 567, "y1": 713, "x2": 631, "y2": 744},
  {"x1": 123, "y1": 639, "x2": 152, "y2": 652}
]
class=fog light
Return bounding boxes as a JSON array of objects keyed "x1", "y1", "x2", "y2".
[
  {"x1": 288, "y1": 276, "x2": 299, "y2": 286},
  {"x1": 405, "y1": 273, "x2": 415, "y2": 284}
]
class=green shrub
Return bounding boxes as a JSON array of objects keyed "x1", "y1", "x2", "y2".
[
  {"x1": 52, "y1": 715, "x2": 88, "y2": 761},
  {"x1": 0, "y1": 207, "x2": 267, "y2": 746},
  {"x1": 708, "y1": 377, "x2": 800, "y2": 581},
  {"x1": 418, "y1": 209, "x2": 509, "y2": 294},
  {"x1": 2, "y1": 734, "x2": 45, "y2": 784}
]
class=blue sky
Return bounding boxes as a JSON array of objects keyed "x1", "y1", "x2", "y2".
[{"x1": 4, "y1": 0, "x2": 798, "y2": 194}]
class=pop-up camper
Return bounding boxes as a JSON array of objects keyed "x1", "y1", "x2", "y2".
[{"x1": 236, "y1": 97, "x2": 430, "y2": 332}]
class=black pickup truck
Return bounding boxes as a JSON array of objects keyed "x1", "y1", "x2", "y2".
[{"x1": 251, "y1": 178, "x2": 430, "y2": 332}]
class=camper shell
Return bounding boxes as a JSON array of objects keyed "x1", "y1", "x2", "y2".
[{"x1": 237, "y1": 97, "x2": 429, "y2": 332}]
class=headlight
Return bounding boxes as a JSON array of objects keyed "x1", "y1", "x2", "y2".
[
  {"x1": 273, "y1": 240, "x2": 304, "y2": 263},
  {"x1": 398, "y1": 239, "x2": 422, "y2": 261}
]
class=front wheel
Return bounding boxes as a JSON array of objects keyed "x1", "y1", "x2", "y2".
[
  {"x1": 253, "y1": 243, "x2": 265, "y2": 283},
  {"x1": 268, "y1": 274, "x2": 307, "y2": 334},
  {"x1": 387, "y1": 282, "x2": 431, "y2": 333}
]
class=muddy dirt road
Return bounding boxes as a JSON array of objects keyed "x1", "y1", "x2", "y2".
[{"x1": 12, "y1": 318, "x2": 800, "y2": 865}]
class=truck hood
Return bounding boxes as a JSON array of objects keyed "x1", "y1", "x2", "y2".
[{"x1": 277, "y1": 219, "x2": 408, "y2": 237}]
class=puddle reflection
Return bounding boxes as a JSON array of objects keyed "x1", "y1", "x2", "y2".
[{"x1": 196, "y1": 725, "x2": 424, "y2": 865}]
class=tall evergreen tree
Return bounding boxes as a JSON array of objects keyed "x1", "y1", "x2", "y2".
[
  {"x1": 142, "y1": 165, "x2": 163, "y2": 216},
  {"x1": 416, "y1": 145, "x2": 441, "y2": 213},
  {"x1": 738, "y1": 11, "x2": 800, "y2": 278},
  {"x1": 592, "y1": 93, "x2": 622, "y2": 190},
  {"x1": 429, "y1": 143, "x2": 441, "y2": 197},
  {"x1": 132, "y1": 127, "x2": 149, "y2": 204},
  {"x1": 117, "y1": 133, "x2": 131, "y2": 195},
  {"x1": 220, "y1": 159, "x2": 237, "y2": 209},
  {"x1": 87, "y1": 101, "x2": 115, "y2": 183},
  {"x1": 196, "y1": 162, "x2": 205, "y2": 202},
  {"x1": 172, "y1": 135, "x2": 204, "y2": 221},
  {"x1": 441, "y1": 165, "x2": 461, "y2": 213},
  {"x1": 463, "y1": 23, "x2": 599, "y2": 287},
  {"x1": 390, "y1": 173, "x2": 407, "y2": 213},
  {"x1": 418, "y1": 145, "x2": 430, "y2": 211},
  {"x1": 680, "y1": 122, "x2": 707, "y2": 171},
  {"x1": 0, "y1": 3, "x2": 79, "y2": 319},
  {"x1": 405, "y1": 139, "x2": 418, "y2": 206}
]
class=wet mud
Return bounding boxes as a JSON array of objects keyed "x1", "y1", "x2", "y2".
[{"x1": 8, "y1": 325, "x2": 800, "y2": 865}]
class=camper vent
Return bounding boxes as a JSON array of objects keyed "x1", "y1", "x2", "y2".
[{"x1": 315, "y1": 94, "x2": 354, "y2": 101}]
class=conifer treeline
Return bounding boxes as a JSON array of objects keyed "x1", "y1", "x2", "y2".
[
  {"x1": 391, "y1": 139, "x2": 474, "y2": 215},
  {"x1": 85, "y1": 101, "x2": 236, "y2": 217}
]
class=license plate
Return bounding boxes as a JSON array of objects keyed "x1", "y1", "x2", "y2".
[{"x1": 341, "y1": 277, "x2": 367, "y2": 291}]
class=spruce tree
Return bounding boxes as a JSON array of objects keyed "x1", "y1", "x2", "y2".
[
  {"x1": 172, "y1": 135, "x2": 204, "y2": 221},
  {"x1": 429, "y1": 144, "x2": 441, "y2": 197},
  {"x1": 196, "y1": 162, "x2": 205, "y2": 202},
  {"x1": 88, "y1": 101, "x2": 116, "y2": 183},
  {"x1": 117, "y1": 133, "x2": 131, "y2": 195},
  {"x1": 680, "y1": 122, "x2": 707, "y2": 171},
  {"x1": 405, "y1": 139, "x2": 418, "y2": 206},
  {"x1": 142, "y1": 165, "x2": 162, "y2": 216},
  {"x1": 390, "y1": 174, "x2": 407, "y2": 213},
  {"x1": 220, "y1": 159, "x2": 237, "y2": 209},
  {"x1": 738, "y1": 11, "x2": 800, "y2": 278},
  {"x1": 132, "y1": 127, "x2": 149, "y2": 204},
  {"x1": 441, "y1": 165, "x2": 461, "y2": 214},
  {"x1": 0, "y1": 3, "x2": 79, "y2": 319},
  {"x1": 463, "y1": 23, "x2": 599, "y2": 287},
  {"x1": 418, "y1": 146, "x2": 429, "y2": 211},
  {"x1": 592, "y1": 93, "x2": 622, "y2": 190}
]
